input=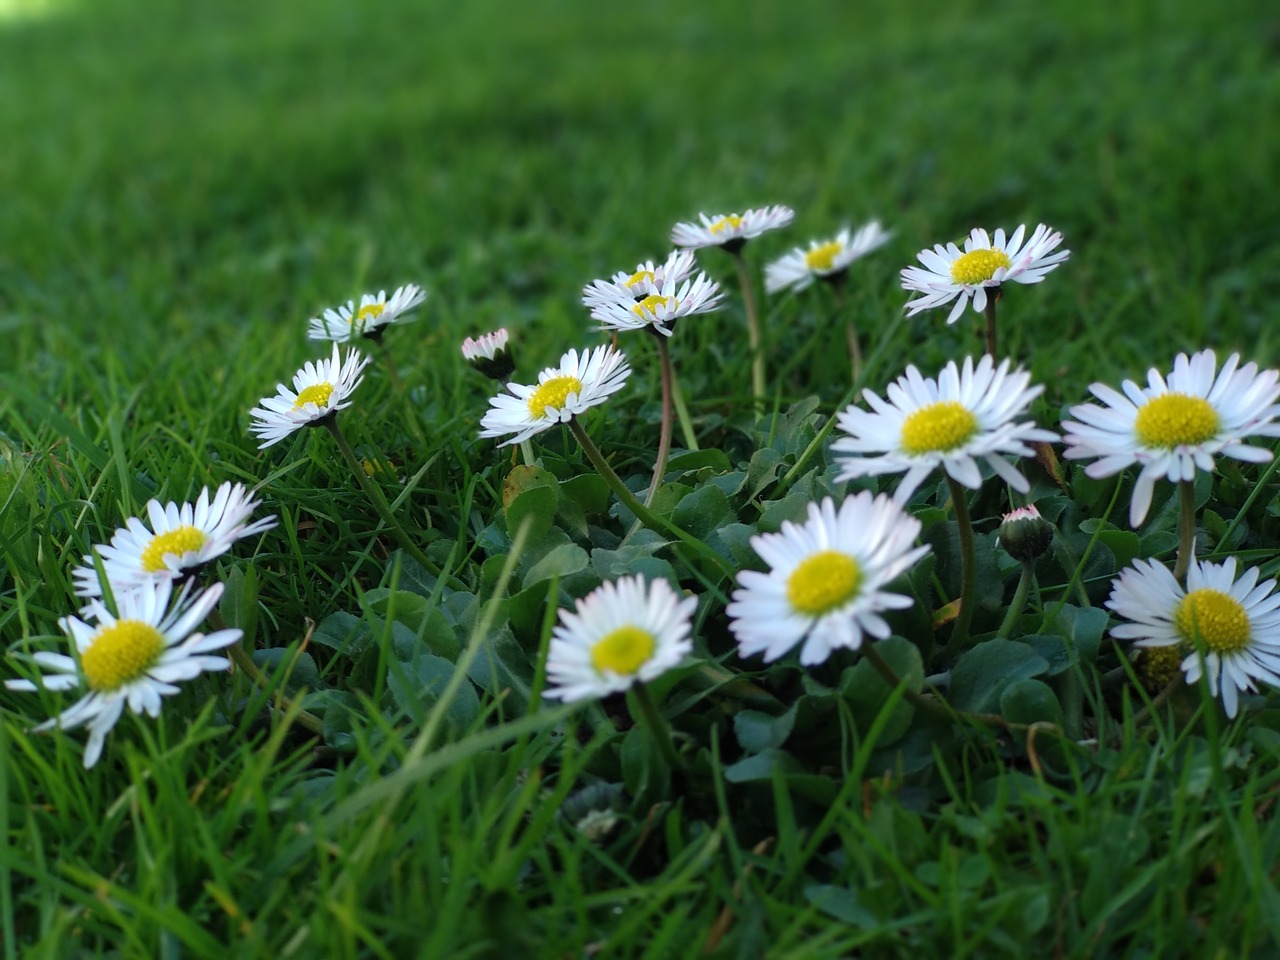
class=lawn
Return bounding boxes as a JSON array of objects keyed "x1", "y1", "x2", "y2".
[{"x1": 3, "y1": 0, "x2": 1280, "y2": 955}]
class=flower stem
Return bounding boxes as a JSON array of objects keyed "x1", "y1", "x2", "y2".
[
  {"x1": 519, "y1": 440, "x2": 536, "y2": 467},
  {"x1": 1173, "y1": 479, "x2": 1197, "y2": 584},
  {"x1": 630, "y1": 682, "x2": 685, "y2": 772},
  {"x1": 833, "y1": 279, "x2": 861, "y2": 384},
  {"x1": 669, "y1": 360, "x2": 699, "y2": 451},
  {"x1": 859, "y1": 643, "x2": 952, "y2": 721},
  {"x1": 983, "y1": 295, "x2": 998, "y2": 358},
  {"x1": 731, "y1": 251, "x2": 765, "y2": 404},
  {"x1": 227, "y1": 639, "x2": 325, "y2": 737},
  {"x1": 644, "y1": 336, "x2": 676, "y2": 507},
  {"x1": 946, "y1": 476, "x2": 977, "y2": 649},
  {"x1": 998, "y1": 559, "x2": 1036, "y2": 638}
]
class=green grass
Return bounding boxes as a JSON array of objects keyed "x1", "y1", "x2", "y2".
[{"x1": 3, "y1": 0, "x2": 1280, "y2": 955}]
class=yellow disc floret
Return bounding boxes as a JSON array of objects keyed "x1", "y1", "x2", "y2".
[
  {"x1": 294, "y1": 382, "x2": 335, "y2": 409},
  {"x1": 140, "y1": 526, "x2": 207, "y2": 573},
  {"x1": 950, "y1": 248, "x2": 1011, "y2": 285},
  {"x1": 632, "y1": 294, "x2": 673, "y2": 317},
  {"x1": 527, "y1": 375, "x2": 584, "y2": 419},
  {"x1": 805, "y1": 241, "x2": 844, "y2": 272},
  {"x1": 625, "y1": 269, "x2": 656, "y2": 288},
  {"x1": 353, "y1": 303, "x2": 385, "y2": 326},
  {"x1": 591, "y1": 625, "x2": 656, "y2": 675},
  {"x1": 81, "y1": 620, "x2": 166, "y2": 692},
  {"x1": 1134, "y1": 393, "x2": 1220, "y2": 449},
  {"x1": 900, "y1": 401, "x2": 980, "y2": 455},
  {"x1": 710, "y1": 215, "x2": 744, "y2": 235},
  {"x1": 1174, "y1": 588, "x2": 1251, "y2": 653},
  {"x1": 787, "y1": 550, "x2": 862, "y2": 616}
]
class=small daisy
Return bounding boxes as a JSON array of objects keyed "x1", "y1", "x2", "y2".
[
  {"x1": 4, "y1": 579, "x2": 241, "y2": 768},
  {"x1": 461, "y1": 328, "x2": 514, "y2": 381},
  {"x1": 671, "y1": 205, "x2": 795, "y2": 251},
  {"x1": 764, "y1": 221, "x2": 892, "y2": 294},
  {"x1": 901, "y1": 224, "x2": 1069, "y2": 325},
  {"x1": 543, "y1": 575, "x2": 696, "y2": 702},
  {"x1": 307, "y1": 283, "x2": 427, "y2": 343},
  {"x1": 479, "y1": 344, "x2": 630, "y2": 447},
  {"x1": 1062, "y1": 350, "x2": 1280, "y2": 527},
  {"x1": 71, "y1": 482, "x2": 277, "y2": 604},
  {"x1": 832, "y1": 355, "x2": 1058, "y2": 504},
  {"x1": 1107, "y1": 556, "x2": 1280, "y2": 718},
  {"x1": 728, "y1": 493, "x2": 929, "y2": 665},
  {"x1": 581, "y1": 250, "x2": 698, "y2": 312},
  {"x1": 249, "y1": 344, "x2": 371, "y2": 448},
  {"x1": 591, "y1": 272, "x2": 724, "y2": 338}
]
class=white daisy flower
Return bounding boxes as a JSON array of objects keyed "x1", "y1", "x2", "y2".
[
  {"x1": 1107, "y1": 556, "x2": 1280, "y2": 719},
  {"x1": 581, "y1": 250, "x2": 698, "y2": 312},
  {"x1": 479, "y1": 344, "x2": 630, "y2": 447},
  {"x1": 727, "y1": 493, "x2": 929, "y2": 666},
  {"x1": 832, "y1": 355, "x2": 1058, "y2": 504},
  {"x1": 70, "y1": 482, "x2": 277, "y2": 604},
  {"x1": 670, "y1": 205, "x2": 795, "y2": 251},
  {"x1": 1062, "y1": 350, "x2": 1280, "y2": 527},
  {"x1": 4, "y1": 579, "x2": 241, "y2": 768},
  {"x1": 461, "y1": 328, "x2": 514, "y2": 381},
  {"x1": 901, "y1": 224, "x2": 1069, "y2": 325},
  {"x1": 764, "y1": 221, "x2": 892, "y2": 294},
  {"x1": 249, "y1": 345, "x2": 371, "y2": 448},
  {"x1": 590, "y1": 272, "x2": 724, "y2": 338},
  {"x1": 307, "y1": 283, "x2": 427, "y2": 342},
  {"x1": 543, "y1": 575, "x2": 696, "y2": 702}
]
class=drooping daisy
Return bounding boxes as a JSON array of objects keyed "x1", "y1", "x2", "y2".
[
  {"x1": 4, "y1": 579, "x2": 241, "y2": 768},
  {"x1": 307, "y1": 283, "x2": 427, "y2": 342},
  {"x1": 1062, "y1": 350, "x2": 1280, "y2": 527},
  {"x1": 249, "y1": 345, "x2": 371, "y2": 448},
  {"x1": 832, "y1": 355, "x2": 1058, "y2": 504},
  {"x1": 764, "y1": 221, "x2": 892, "y2": 294},
  {"x1": 479, "y1": 344, "x2": 630, "y2": 447},
  {"x1": 1107, "y1": 556, "x2": 1280, "y2": 718},
  {"x1": 461, "y1": 328, "x2": 514, "y2": 381},
  {"x1": 581, "y1": 250, "x2": 698, "y2": 312},
  {"x1": 543, "y1": 575, "x2": 696, "y2": 702},
  {"x1": 670, "y1": 205, "x2": 795, "y2": 252},
  {"x1": 728, "y1": 493, "x2": 929, "y2": 665},
  {"x1": 901, "y1": 224, "x2": 1069, "y2": 325},
  {"x1": 590, "y1": 272, "x2": 724, "y2": 338},
  {"x1": 71, "y1": 482, "x2": 277, "y2": 604}
]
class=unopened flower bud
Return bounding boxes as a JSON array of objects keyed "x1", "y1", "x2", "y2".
[
  {"x1": 999, "y1": 504, "x2": 1053, "y2": 562},
  {"x1": 461, "y1": 328, "x2": 514, "y2": 381}
]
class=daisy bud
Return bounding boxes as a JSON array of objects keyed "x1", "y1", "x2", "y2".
[
  {"x1": 999, "y1": 504, "x2": 1053, "y2": 563},
  {"x1": 461, "y1": 328, "x2": 514, "y2": 381}
]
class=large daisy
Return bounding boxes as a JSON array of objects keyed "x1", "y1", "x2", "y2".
[
  {"x1": 307, "y1": 283, "x2": 427, "y2": 343},
  {"x1": 670, "y1": 205, "x2": 795, "y2": 252},
  {"x1": 479, "y1": 344, "x2": 630, "y2": 446},
  {"x1": 590, "y1": 272, "x2": 724, "y2": 338},
  {"x1": 832, "y1": 355, "x2": 1057, "y2": 504},
  {"x1": 1107, "y1": 556, "x2": 1280, "y2": 718},
  {"x1": 581, "y1": 250, "x2": 698, "y2": 312},
  {"x1": 249, "y1": 345, "x2": 371, "y2": 448},
  {"x1": 71, "y1": 482, "x2": 276, "y2": 604},
  {"x1": 765, "y1": 221, "x2": 892, "y2": 294},
  {"x1": 543, "y1": 575, "x2": 696, "y2": 702},
  {"x1": 1061, "y1": 350, "x2": 1280, "y2": 527},
  {"x1": 727, "y1": 493, "x2": 929, "y2": 665},
  {"x1": 901, "y1": 224, "x2": 1068, "y2": 325},
  {"x1": 4, "y1": 579, "x2": 241, "y2": 768}
]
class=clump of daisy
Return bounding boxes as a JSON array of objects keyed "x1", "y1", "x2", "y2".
[
  {"x1": 248, "y1": 344, "x2": 370, "y2": 449},
  {"x1": 1062, "y1": 350, "x2": 1280, "y2": 579},
  {"x1": 461, "y1": 328, "x2": 514, "y2": 382},
  {"x1": 71, "y1": 483, "x2": 276, "y2": 608},
  {"x1": 727, "y1": 493, "x2": 929, "y2": 666},
  {"x1": 4, "y1": 579, "x2": 241, "y2": 768},
  {"x1": 901, "y1": 224, "x2": 1068, "y2": 356},
  {"x1": 765, "y1": 220, "x2": 891, "y2": 382},
  {"x1": 307, "y1": 283, "x2": 427, "y2": 344},
  {"x1": 581, "y1": 250, "x2": 698, "y2": 313},
  {"x1": 1107, "y1": 556, "x2": 1280, "y2": 718}
]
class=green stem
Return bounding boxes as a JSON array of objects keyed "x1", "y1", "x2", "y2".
[
  {"x1": 631, "y1": 682, "x2": 684, "y2": 772},
  {"x1": 519, "y1": 440, "x2": 535, "y2": 467},
  {"x1": 834, "y1": 280, "x2": 860, "y2": 384},
  {"x1": 946, "y1": 476, "x2": 977, "y2": 650},
  {"x1": 983, "y1": 294, "x2": 998, "y2": 358},
  {"x1": 644, "y1": 336, "x2": 676, "y2": 507},
  {"x1": 1173, "y1": 479, "x2": 1197, "y2": 584},
  {"x1": 860, "y1": 644, "x2": 952, "y2": 721},
  {"x1": 669, "y1": 358, "x2": 699, "y2": 451},
  {"x1": 998, "y1": 559, "x2": 1035, "y2": 638},
  {"x1": 731, "y1": 251, "x2": 765, "y2": 404},
  {"x1": 227, "y1": 641, "x2": 325, "y2": 736}
]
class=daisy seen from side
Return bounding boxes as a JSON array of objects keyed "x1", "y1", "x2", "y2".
[
  {"x1": 581, "y1": 250, "x2": 698, "y2": 312},
  {"x1": 249, "y1": 344, "x2": 371, "y2": 448},
  {"x1": 670, "y1": 205, "x2": 795, "y2": 252},
  {"x1": 307, "y1": 283, "x2": 427, "y2": 343},
  {"x1": 461, "y1": 328, "x2": 514, "y2": 381},
  {"x1": 591, "y1": 272, "x2": 724, "y2": 338},
  {"x1": 765, "y1": 221, "x2": 892, "y2": 294}
]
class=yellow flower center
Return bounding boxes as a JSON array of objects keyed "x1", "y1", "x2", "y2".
[
  {"x1": 140, "y1": 526, "x2": 207, "y2": 573},
  {"x1": 294, "y1": 382, "x2": 335, "y2": 409},
  {"x1": 527, "y1": 375, "x2": 583, "y2": 419},
  {"x1": 786, "y1": 550, "x2": 862, "y2": 615},
  {"x1": 899, "y1": 401, "x2": 979, "y2": 455},
  {"x1": 625, "y1": 269, "x2": 655, "y2": 288},
  {"x1": 804, "y1": 241, "x2": 843, "y2": 272},
  {"x1": 1138, "y1": 645, "x2": 1184, "y2": 691},
  {"x1": 709, "y1": 214, "x2": 744, "y2": 235},
  {"x1": 949, "y1": 248, "x2": 1011, "y2": 285},
  {"x1": 1134, "y1": 393, "x2": 1220, "y2": 449},
  {"x1": 1174, "y1": 589, "x2": 1251, "y2": 653},
  {"x1": 80, "y1": 620, "x2": 166, "y2": 692},
  {"x1": 353, "y1": 303, "x2": 385, "y2": 325},
  {"x1": 591, "y1": 625, "x2": 656, "y2": 675},
  {"x1": 632, "y1": 294, "x2": 673, "y2": 317}
]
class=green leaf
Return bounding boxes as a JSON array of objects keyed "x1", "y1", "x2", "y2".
[
  {"x1": 1078, "y1": 518, "x2": 1142, "y2": 568},
  {"x1": 949, "y1": 639, "x2": 1049, "y2": 713},
  {"x1": 733, "y1": 707, "x2": 796, "y2": 753},
  {"x1": 670, "y1": 484, "x2": 734, "y2": 541},
  {"x1": 999, "y1": 679, "x2": 1065, "y2": 727},
  {"x1": 591, "y1": 544, "x2": 677, "y2": 587},
  {"x1": 387, "y1": 653, "x2": 480, "y2": 730},
  {"x1": 464, "y1": 625, "x2": 533, "y2": 717},
  {"x1": 620, "y1": 724, "x2": 670, "y2": 803},
  {"x1": 502, "y1": 465, "x2": 559, "y2": 543},
  {"x1": 523, "y1": 542, "x2": 589, "y2": 588},
  {"x1": 252, "y1": 648, "x2": 321, "y2": 689},
  {"x1": 708, "y1": 523, "x2": 760, "y2": 568},
  {"x1": 839, "y1": 636, "x2": 922, "y2": 743},
  {"x1": 310, "y1": 612, "x2": 373, "y2": 657},
  {"x1": 362, "y1": 588, "x2": 461, "y2": 660},
  {"x1": 667, "y1": 449, "x2": 731, "y2": 474},
  {"x1": 219, "y1": 564, "x2": 260, "y2": 648},
  {"x1": 1044, "y1": 603, "x2": 1108, "y2": 666},
  {"x1": 803, "y1": 885, "x2": 877, "y2": 927}
]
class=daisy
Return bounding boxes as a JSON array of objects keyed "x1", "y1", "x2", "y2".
[
  {"x1": 1061, "y1": 350, "x2": 1280, "y2": 527},
  {"x1": 764, "y1": 221, "x2": 892, "y2": 294},
  {"x1": 590, "y1": 272, "x2": 724, "y2": 338},
  {"x1": 249, "y1": 344, "x2": 371, "y2": 448},
  {"x1": 581, "y1": 250, "x2": 698, "y2": 312},
  {"x1": 832, "y1": 355, "x2": 1058, "y2": 504},
  {"x1": 1107, "y1": 556, "x2": 1280, "y2": 718},
  {"x1": 4, "y1": 579, "x2": 241, "y2": 768},
  {"x1": 670, "y1": 205, "x2": 795, "y2": 251},
  {"x1": 479, "y1": 344, "x2": 630, "y2": 447},
  {"x1": 728, "y1": 493, "x2": 929, "y2": 665},
  {"x1": 71, "y1": 482, "x2": 277, "y2": 604},
  {"x1": 543, "y1": 575, "x2": 696, "y2": 702},
  {"x1": 307, "y1": 283, "x2": 427, "y2": 343},
  {"x1": 461, "y1": 328, "x2": 514, "y2": 381},
  {"x1": 901, "y1": 224, "x2": 1069, "y2": 325}
]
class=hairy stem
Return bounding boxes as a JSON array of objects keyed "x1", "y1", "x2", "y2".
[{"x1": 731, "y1": 251, "x2": 765, "y2": 403}]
